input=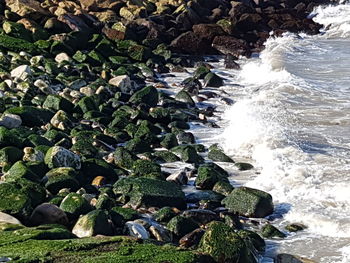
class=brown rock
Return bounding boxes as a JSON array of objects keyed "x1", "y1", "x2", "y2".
[
  {"x1": 212, "y1": 35, "x2": 251, "y2": 57},
  {"x1": 29, "y1": 203, "x2": 69, "y2": 226},
  {"x1": 276, "y1": 254, "x2": 316, "y2": 263},
  {"x1": 236, "y1": 13, "x2": 263, "y2": 32},
  {"x1": 192, "y1": 23, "x2": 226, "y2": 42},
  {"x1": 5, "y1": 0, "x2": 50, "y2": 19},
  {"x1": 102, "y1": 27, "x2": 125, "y2": 40},
  {"x1": 170, "y1": 31, "x2": 214, "y2": 55},
  {"x1": 57, "y1": 14, "x2": 90, "y2": 31}
]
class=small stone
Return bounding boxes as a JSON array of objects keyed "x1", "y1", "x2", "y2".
[
  {"x1": 285, "y1": 223, "x2": 307, "y2": 232},
  {"x1": 29, "y1": 203, "x2": 68, "y2": 226},
  {"x1": 0, "y1": 114, "x2": 22, "y2": 129},
  {"x1": 55, "y1": 52, "x2": 71, "y2": 63},
  {"x1": 10, "y1": 65, "x2": 31, "y2": 80}
]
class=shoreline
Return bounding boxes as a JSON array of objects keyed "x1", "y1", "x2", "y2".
[{"x1": 0, "y1": 0, "x2": 337, "y2": 262}]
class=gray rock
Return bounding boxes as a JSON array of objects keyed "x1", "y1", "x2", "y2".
[
  {"x1": 108, "y1": 75, "x2": 138, "y2": 94},
  {"x1": 166, "y1": 170, "x2": 188, "y2": 185},
  {"x1": 0, "y1": 212, "x2": 22, "y2": 225},
  {"x1": 0, "y1": 114, "x2": 22, "y2": 129},
  {"x1": 44, "y1": 146, "x2": 81, "y2": 169},
  {"x1": 149, "y1": 224, "x2": 172, "y2": 242},
  {"x1": 55, "y1": 52, "x2": 71, "y2": 63}
]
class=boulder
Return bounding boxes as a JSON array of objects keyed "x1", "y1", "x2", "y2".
[
  {"x1": 203, "y1": 72, "x2": 224, "y2": 88},
  {"x1": 0, "y1": 212, "x2": 22, "y2": 225},
  {"x1": 170, "y1": 145, "x2": 203, "y2": 164},
  {"x1": 43, "y1": 167, "x2": 80, "y2": 194},
  {"x1": 222, "y1": 187, "x2": 274, "y2": 218},
  {"x1": 10, "y1": 65, "x2": 31, "y2": 80},
  {"x1": 170, "y1": 31, "x2": 211, "y2": 55},
  {"x1": 192, "y1": 23, "x2": 226, "y2": 42},
  {"x1": 0, "y1": 146, "x2": 23, "y2": 167},
  {"x1": 153, "y1": 207, "x2": 177, "y2": 223},
  {"x1": 208, "y1": 145, "x2": 234, "y2": 163},
  {"x1": 59, "y1": 193, "x2": 92, "y2": 218},
  {"x1": 0, "y1": 114, "x2": 22, "y2": 129},
  {"x1": 125, "y1": 221, "x2": 150, "y2": 239},
  {"x1": 114, "y1": 147, "x2": 138, "y2": 170},
  {"x1": 5, "y1": 0, "x2": 50, "y2": 19},
  {"x1": 199, "y1": 221, "x2": 256, "y2": 263},
  {"x1": 5, "y1": 106, "x2": 53, "y2": 127},
  {"x1": 167, "y1": 215, "x2": 199, "y2": 238},
  {"x1": 5, "y1": 161, "x2": 41, "y2": 183},
  {"x1": 129, "y1": 86, "x2": 158, "y2": 107},
  {"x1": 212, "y1": 36, "x2": 251, "y2": 57},
  {"x1": 195, "y1": 165, "x2": 228, "y2": 190},
  {"x1": 44, "y1": 146, "x2": 81, "y2": 169},
  {"x1": 113, "y1": 177, "x2": 186, "y2": 209},
  {"x1": 29, "y1": 203, "x2": 68, "y2": 226},
  {"x1": 261, "y1": 224, "x2": 286, "y2": 238},
  {"x1": 276, "y1": 254, "x2": 317, "y2": 263},
  {"x1": 72, "y1": 209, "x2": 113, "y2": 237}
]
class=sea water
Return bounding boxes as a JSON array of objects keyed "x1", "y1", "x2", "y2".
[{"x1": 220, "y1": 3, "x2": 350, "y2": 262}]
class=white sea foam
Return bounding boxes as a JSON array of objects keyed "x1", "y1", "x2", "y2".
[{"x1": 221, "y1": 3, "x2": 350, "y2": 262}]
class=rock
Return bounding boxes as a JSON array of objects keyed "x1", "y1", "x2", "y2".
[
  {"x1": 5, "y1": 161, "x2": 41, "y2": 183},
  {"x1": 5, "y1": 106, "x2": 53, "y2": 127},
  {"x1": 153, "y1": 151, "x2": 180, "y2": 163},
  {"x1": 153, "y1": 207, "x2": 177, "y2": 223},
  {"x1": 203, "y1": 72, "x2": 224, "y2": 88},
  {"x1": 10, "y1": 65, "x2": 31, "y2": 80},
  {"x1": 276, "y1": 254, "x2": 317, "y2": 263},
  {"x1": 170, "y1": 145, "x2": 203, "y2": 164},
  {"x1": 114, "y1": 147, "x2": 138, "y2": 170},
  {"x1": 222, "y1": 187, "x2": 274, "y2": 218},
  {"x1": 181, "y1": 77, "x2": 202, "y2": 95},
  {"x1": 43, "y1": 95, "x2": 74, "y2": 113},
  {"x1": 176, "y1": 132, "x2": 195, "y2": 144},
  {"x1": 261, "y1": 224, "x2": 286, "y2": 238},
  {"x1": 186, "y1": 190, "x2": 224, "y2": 203},
  {"x1": 111, "y1": 207, "x2": 139, "y2": 222},
  {"x1": 179, "y1": 228, "x2": 205, "y2": 248},
  {"x1": 43, "y1": 167, "x2": 80, "y2": 194},
  {"x1": 44, "y1": 146, "x2": 81, "y2": 170},
  {"x1": 59, "y1": 193, "x2": 92, "y2": 218},
  {"x1": 149, "y1": 224, "x2": 172, "y2": 242},
  {"x1": 166, "y1": 170, "x2": 188, "y2": 185},
  {"x1": 212, "y1": 36, "x2": 251, "y2": 57},
  {"x1": 235, "y1": 162, "x2": 254, "y2": 171},
  {"x1": 199, "y1": 221, "x2": 256, "y2": 263},
  {"x1": 55, "y1": 52, "x2": 71, "y2": 63},
  {"x1": 129, "y1": 86, "x2": 158, "y2": 107},
  {"x1": 72, "y1": 209, "x2": 113, "y2": 238},
  {"x1": 167, "y1": 215, "x2": 199, "y2": 238},
  {"x1": 213, "y1": 180, "x2": 234, "y2": 196},
  {"x1": 95, "y1": 194, "x2": 116, "y2": 210},
  {"x1": 0, "y1": 146, "x2": 23, "y2": 167},
  {"x1": 208, "y1": 146, "x2": 234, "y2": 163},
  {"x1": 192, "y1": 23, "x2": 226, "y2": 42},
  {"x1": 195, "y1": 164, "x2": 228, "y2": 190},
  {"x1": 182, "y1": 209, "x2": 219, "y2": 225},
  {"x1": 29, "y1": 203, "x2": 68, "y2": 226},
  {"x1": 0, "y1": 114, "x2": 22, "y2": 129},
  {"x1": 170, "y1": 31, "x2": 210, "y2": 55},
  {"x1": 5, "y1": 0, "x2": 50, "y2": 19},
  {"x1": 224, "y1": 54, "x2": 240, "y2": 69},
  {"x1": 193, "y1": 66, "x2": 210, "y2": 79},
  {"x1": 175, "y1": 90, "x2": 195, "y2": 106},
  {"x1": 0, "y1": 127, "x2": 22, "y2": 148},
  {"x1": 132, "y1": 159, "x2": 162, "y2": 178},
  {"x1": 160, "y1": 133, "x2": 178, "y2": 149},
  {"x1": 125, "y1": 221, "x2": 150, "y2": 239},
  {"x1": 113, "y1": 177, "x2": 186, "y2": 209},
  {"x1": 108, "y1": 75, "x2": 137, "y2": 94},
  {"x1": 285, "y1": 223, "x2": 307, "y2": 232},
  {"x1": 0, "y1": 212, "x2": 22, "y2": 225}
]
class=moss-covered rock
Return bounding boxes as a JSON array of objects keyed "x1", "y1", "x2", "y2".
[
  {"x1": 125, "y1": 137, "x2": 152, "y2": 153},
  {"x1": 81, "y1": 158, "x2": 119, "y2": 184},
  {"x1": 0, "y1": 146, "x2": 23, "y2": 167},
  {"x1": 208, "y1": 146, "x2": 234, "y2": 163},
  {"x1": 59, "y1": 193, "x2": 92, "y2": 218},
  {"x1": 42, "y1": 94, "x2": 74, "y2": 113},
  {"x1": 237, "y1": 229, "x2": 265, "y2": 253},
  {"x1": 203, "y1": 72, "x2": 224, "y2": 88},
  {"x1": 5, "y1": 106, "x2": 53, "y2": 127},
  {"x1": 175, "y1": 90, "x2": 195, "y2": 106},
  {"x1": 261, "y1": 224, "x2": 286, "y2": 238},
  {"x1": 44, "y1": 167, "x2": 80, "y2": 194},
  {"x1": 44, "y1": 146, "x2": 81, "y2": 169},
  {"x1": 129, "y1": 86, "x2": 158, "y2": 107},
  {"x1": 111, "y1": 207, "x2": 139, "y2": 221},
  {"x1": 153, "y1": 151, "x2": 180, "y2": 163},
  {"x1": 5, "y1": 161, "x2": 41, "y2": 183},
  {"x1": 0, "y1": 127, "x2": 22, "y2": 148},
  {"x1": 72, "y1": 209, "x2": 113, "y2": 238},
  {"x1": 193, "y1": 66, "x2": 211, "y2": 79},
  {"x1": 154, "y1": 207, "x2": 177, "y2": 223},
  {"x1": 170, "y1": 145, "x2": 203, "y2": 164},
  {"x1": 195, "y1": 165, "x2": 228, "y2": 190},
  {"x1": 0, "y1": 35, "x2": 38, "y2": 54},
  {"x1": 132, "y1": 159, "x2": 162, "y2": 177},
  {"x1": 212, "y1": 180, "x2": 234, "y2": 196},
  {"x1": 113, "y1": 177, "x2": 186, "y2": 209},
  {"x1": 222, "y1": 187, "x2": 274, "y2": 218},
  {"x1": 167, "y1": 215, "x2": 199, "y2": 238},
  {"x1": 235, "y1": 162, "x2": 254, "y2": 171},
  {"x1": 199, "y1": 221, "x2": 256, "y2": 263},
  {"x1": 114, "y1": 147, "x2": 138, "y2": 170},
  {"x1": 285, "y1": 223, "x2": 306, "y2": 232},
  {"x1": 161, "y1": 133, "x2": 178, "y2": 149}
]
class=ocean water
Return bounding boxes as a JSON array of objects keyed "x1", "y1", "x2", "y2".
[{"x1": 220, "y1": 3, "x2": 350, "y2": 262}]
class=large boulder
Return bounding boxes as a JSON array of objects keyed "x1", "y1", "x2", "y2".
[
  {"x1": 222, "y1": 187, "x2": 273, "y2": 218},
  {"x1": 199, "y1": 221, "x2": 256, "y2": 263},
  {"x1": 170, "y1": 31, "x2": 213, "y2": 55},
  {"x1": 113, "y1": 177, "x2": 186, "y2": 209}
]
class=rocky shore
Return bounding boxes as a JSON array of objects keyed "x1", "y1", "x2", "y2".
[{"x1": 0, "y1": 0, "x2": 331, "y2": 262}]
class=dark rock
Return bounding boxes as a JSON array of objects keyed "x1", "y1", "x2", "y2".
[
  {"x1": 224, "y1": 54, "x2": 240, "y2": 69},
  {"x1": 113, "y1": 177, "x2": 186, "y2": 209},
  {"x1": 237, "y1": 229, "x2": 266, "y2": 253},
  {"x1": 235, "y1": 162, "x2": 254, "y2": 171},
  {"x1": 43, "y1": 167, "x2": 80, "y2": 195},
  {"x1": 179, "y1": 228, "x2": 205, "y2": 248},
  {"x1": 153, "y1": 206, "x2": 177, "y2": 223},
  {"x1": 59, "y1": 193, "x2": 92, "y2": 219},
  {"x1": 170, "y1": 31, "x2": 212, "y2": 55},
  {"x1": 285, "y1": 223, "x2": 307, "y2": 232},
  {"x1": 181, "y1": 77, "x2": 202, "y2": 95},
  {"x1": 195, "y1": 164, "x2": 228, "y2": 190},
  {"x1": 212, "y1": 36, "x2": 251, "y2": 57},
  {"x1": 213, "y1": 180, "x2": 234, "y2": 196},
  {"x1": 192, "y1": 23, "x2": 226, "y2": 42},
  {"x1": 276, "y1": 253, "x2": 317, "y2": 263},
  {"x1": 29, "y1": 203, "x2": 68, "y2": 226},
  {"x1": 193, "y1": 66, "x2": 211, "y2": 79},
  {"x1": 171, "y1": 145, "x2": 203, "y2": 164},
  {"x1": 129, "y1": 86, "x2": 158, "y2": 107},
  {"x1": 176, "y1": 131, "x2": 195, "y2": 144},
  {"x1": 261, "y1": 224, "x2": 286, "y2": 238},
  {"x1": 222, "y1": 187, "x2": 274, "y2": 218},
  {"x1": 208, "y1": 145, "x2": 234, "y2": 162},
  {"x1": 167, "y1": 215, "x2": 199, "y2": 238},
  {"x1": 182, "y1": 209, "x2": 219, "y2": 225}
]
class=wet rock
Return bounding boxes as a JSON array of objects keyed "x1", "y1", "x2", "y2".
[
  {"x1": 222, "y1": 187, "x2": 274, "y2": 218},
  {"x1": 276, "y1": 254, "x2": 317, "y2": 263},
  {"x1": 167, "y1": 215, "x2": 199, "y2": 238},
  {"x1": 213, "y1": 180, "x2": 234, "y2": 196},
  {"x1": 212, "y1": 35, "x2": 251, "y2": 57},
  {"x1": 186, "y1": 190, "x2": 225, "y2": 203},
  {"x1": 43, "y1": 167, "x2": 80, "y2": 194},
  {"x1": 195, "y1": 163, "x2": 228, "y2": 190},
  {"x1": 170, "y1": 31, "x2": 209, "y2": 55},
  {"x1": 176, "y1": 131, "x2": 195, "y2": 144},
  {"x1": 59, "y1": 193, "x2": 92, "y2": 218},
  {"x1": 175, "y1": 90, "x2": 195, "y2": 106},
  {"x1": 199, "y1": 221, "x2": 256, "y2": 263},
  {"x1": 181, "y1": 77, "x2": 202, "y2": 95},
  {"x1": 153, "y1": 207, "x2": 177, "y2": 223},
  {"x1": 208, "y1": 145, "x2": 234, "y2": 163},
  {"x1": 0, "y1": 114, "x2": 22, "y2": 129},
  {"x1": 203, "y1": 72, "x2": 224, "y2": 88},
  {"x1": 153, "y1": 151, "x2": 180, "y2": 163},
  {"x1": 44, "y1": 146, "x2": 81, "y2": 169},
  {"x1": 149, "y1": 224, "x2": 173, "y2": 242},
  {"x1": 160, "y1": 133, "x2": 179, "y2": 149},
  {"x1": 235, "y1": 162, "x2": 254, "y2": 171},
  {"x1": 261, "y1": 224, "x2": 286, "y2": 238},
  {"x1": 182, "y1": 209, "x2": 219, "y2": 225},
  {"x1": 72, "y1": 209, "x2": 113, "y2": 237},
  {"x1": 129, "y1": 86, "x2": 158, "y2": 107},
  {"x1": 224, "y1": 54, "x2": 241, "y2": 69},
  {"x1": 113, "y1": 177, "x2": 186, "y2": 209},
  {"x1": 170, "y1": 145, "x2": 203, "y2": 164},
  {"x1": 179, "y1": 228, "x2": 205, "y2": 248},
  {"x1": 237, "y1": 229, "x2": 265, "y2": 253},
  {"x1": 29, "y1": 203, "x2": 68, "y2": 226},
  {"x1": 108, "y1": 75, "x2": 138, "y2": 94},
  {"x1": 193, "y1": 66, "x2": 211, "y2": 80},
  {"x1": 166, "y1": 170, "x2": 188, "y2": 185},
  {"x1": 125, "y1": 221, "x2": 150, "y2": 240},
  {"x1": 285, "y1": 223, "x2": 307, "y2": 232}
]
